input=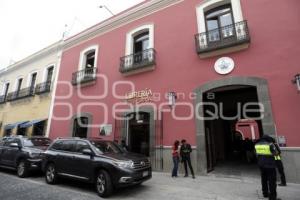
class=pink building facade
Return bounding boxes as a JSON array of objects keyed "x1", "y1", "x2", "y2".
[{"x1": 49, "y1": 0, "x2": 300, "y2": 182}]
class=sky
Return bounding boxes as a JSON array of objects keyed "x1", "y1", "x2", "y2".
[{"x1": 0, "y1": 0, "x2": 145, "y2": 69}]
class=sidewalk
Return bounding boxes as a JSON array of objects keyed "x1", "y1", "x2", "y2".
[{"x1": 133, "y1": 172, "x2": 300, "y2": 200}]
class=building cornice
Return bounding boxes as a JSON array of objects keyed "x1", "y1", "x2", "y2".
[
  {"x1": 63, "y1": 0, "x2": 184, "y2": 50},
  {"x1": 0, "y1": 41, "x2": 63, "y2": 75}
]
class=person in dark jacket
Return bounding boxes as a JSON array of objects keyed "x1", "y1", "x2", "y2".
[
  {"x1": 172, "y1": 140, "x2": 180, "y2": 177},
  {"x1": 255, "y1": 135, "x2": 281, "y2": 200},
  {"x1": 180, "y1": 139, "x2": 195, "y2": 179},
  {"x1": 120, "y1": 140, "x2": 128, "y2": 152}
]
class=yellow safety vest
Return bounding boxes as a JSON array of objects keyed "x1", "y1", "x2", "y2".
[
  {"x1": 255, "y1": 144, "x2": 272, "y2": 156},
  {"x1": 274, "y1": 155, "x2": 281, "y2": 160}
]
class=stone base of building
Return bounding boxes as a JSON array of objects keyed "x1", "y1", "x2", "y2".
[{"x1": 152, "y1": 147, "x2": 300, "y2": 184}]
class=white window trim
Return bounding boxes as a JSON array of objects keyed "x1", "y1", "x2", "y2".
[
  {"x1": 42, "y1": 64, "x2": 56, "y2": 83},
  {"x1": 78, "y1": 45, "x2": 99, "y2": 71},
  {"x1": 196, "y1": 0, "x2": 244, "y2": 34},
  {"x1": 1, "y1": 81, "x2": 10, "y2": 96},
  {"x1": 125, "y1": 24, "x2": 154, "y2": 56},
  {"x1": 26, "y1": 70, "x2": 38, "y2": 88},
  {"x1": 14, "y1": 77, "x2": 24, "y2": 92}
]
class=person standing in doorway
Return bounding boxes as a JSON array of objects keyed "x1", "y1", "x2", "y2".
[
  {"x1": 172, "y1": 140, "x2": 180, "y2": 177},
  {"x1": 255, "y1": 135, "x2": 281, "y2": 200},
  {"x1": 180, "y1": 139, "x2": 195, "y2": 179},
  {"x1": 120, "y1": 140, "x2": 128, "y2": 152}
]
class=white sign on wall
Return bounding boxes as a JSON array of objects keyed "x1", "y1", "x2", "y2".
[
  {"x1": 214, "y1": 57, "x2": 235, "y2": 75},
  {"x1": 99, "y1": 124, "x2": 112, "y2": 136}
]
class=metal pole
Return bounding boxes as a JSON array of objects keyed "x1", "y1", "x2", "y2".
[{"x1": 99, "y1": 5, "x2": 115, "y2": 16}]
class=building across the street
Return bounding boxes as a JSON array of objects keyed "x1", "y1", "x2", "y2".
[{"x1": 0, "y1": 42, "x2": 62, "y2": 137}]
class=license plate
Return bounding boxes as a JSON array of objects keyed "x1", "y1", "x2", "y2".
[{"x1": 142, "y1": 171, "x2": 149, "y2": 177}]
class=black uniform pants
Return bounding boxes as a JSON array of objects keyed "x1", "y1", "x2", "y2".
[
  {"x1": 182, "y1": 156, "x2": 194, "y2": 176},
  {"x1": 260, "y1": 167, "x2": 277, "y2": 200},
  {"x1": 276, "y1": 160, "x2": 286, "y2": 185}
]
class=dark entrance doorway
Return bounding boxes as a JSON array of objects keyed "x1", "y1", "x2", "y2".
[
  {"x1": 203, "y1": 85, "x2": 263, "y2": 176},
  {"x1": 32, "y1": 121, "x2": 46, "y2": 136},
  {"x1": 127, "y1": 112, "x2": 150, "y2": 156},
  {"x1": 73, "y1": 117, "x2": 88, "y2": 138}
]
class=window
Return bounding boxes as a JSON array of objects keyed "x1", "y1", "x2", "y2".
[
  {"x1": 134, "y1": 31, "x2": 150, "y2": 54},
  {"x1": 30, "y1": 73, "x2": 37, "y2": 89},
  {"x1": 51, "y1": 140, "x2": 76, "y2": 152},
  {"x1": 205, "y1": 5, "x2": 234, "y2": 42},
  {"x1": 78, "y1": 45, "x2": 98, "y2": 71},
  {"x1": 120, "y1": 24, "x2": 156, "y2": 74},
  {"x1": 125, "y1": 24, "x2": 154, "y2": 56},
  {"x1": 46, "y1": 66, "x2": 54, "y2": 83},
  {"x1": 196, "y1": 0, "x2": 244, "y2": 34},
  {"x1": 75, "y1": 141, "x2": 90, "y2": 153},
  {"x1": 50, "y1": 140, "x2": 63, "y2": 151},
  {"x1": 74, "y1": 46, "x2": 98, "y2": 85},
  {"x1": 85, "y1": 51, "x2": 95, "y2": 68},
  {"x1": 60, "y1": 140, "x2": 76, "y2": 152},
  {"x1": 3, "y1": 83, "x2": 9, "y2": 98},
  {"x1": 195, "y1": 0, "x2": 249, "y2": 57},
  {"x1": 16, "y1": 78, "x2": 23, "y2": 93},
  {"x1": 3, "y1": 138, "x2": 15, "y2": 146},
  {"x1": 73, "y1": 117, "x2": 89, "y2": 138}
]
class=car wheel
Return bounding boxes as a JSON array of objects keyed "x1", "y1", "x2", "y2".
[
  {"x1": 95, "y1": 170, "x2": 113, "y2": 197},
  {"x1": 45, "y1": 163, "x2": 58, "y2": 184},
  {"x1": 17, "y1": 160, "x2": 29, "y2": 178}
]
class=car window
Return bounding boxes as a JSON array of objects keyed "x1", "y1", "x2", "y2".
[
  {"x1": 22, "y1": 138, "x2": 34, "y2": 147},
  {"x1": 14, "y1": 139, "x2": 22, "y2": 147},
  {"x1": 60, "y1": 140, "x2": 76, "y2": 152},
  {"x1": 30, "y1": 138, "x2": 52, "y2": 146},
  {"x1": 50, "y1": 140, "x2": 63, "y2": 151},
  {"x1": 3, "y1": 138, "x2": 21, "y2": 147},
  {"x1": 91, "y1": 141, "x2": 124, "y2": 154},
  {"x1": 3, "y1": 138, "x2": 14, "y2": 146},
  {"x1": 75, "y1": 141, "x2": 90, "y2": 153}
]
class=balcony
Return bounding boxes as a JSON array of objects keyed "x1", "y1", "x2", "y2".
[
  {"x1": 72, "y1": 67, "x2": 97, "y2": 86},
  {"x1": 0, "y1": 95, "x2": 6, "y2": 104},
  {"x1": 120, "y1": 48, "x2": 156, "y2": 76},
  {"x1": 6, "y1": 87, "x2": 35, "y2": 102},
  {"x1": 35, "y1": 81, "x2": 51, "y2": 94},
  {"x1": 195, "y1": 20, "x2": 250, "y2": 58}
]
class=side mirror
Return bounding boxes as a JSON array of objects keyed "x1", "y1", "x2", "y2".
[
  {"x1": 82, "y1": 148, "x2": 94, "y2": 156},
  {"x1": 10, "y1": 143, "x2": 20, "y2": 149}
]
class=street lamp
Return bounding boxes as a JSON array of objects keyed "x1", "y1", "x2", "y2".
[
  {"x1": 99, "y1": 5, "x2": 115, "y2": 16},
  {"x1": 292, "y1": 74, "x2": 300, "y2": 92},
  {"x1": 167, "y1": 92, "x2": 177, "y2": 108}
]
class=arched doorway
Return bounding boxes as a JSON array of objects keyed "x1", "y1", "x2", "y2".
[{"x1": 194, "y1": 77, "x2": 276, "y2": 175}]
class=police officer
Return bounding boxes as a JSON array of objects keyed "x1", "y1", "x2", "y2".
[
  {"x1": 180, "y1": 139, "x2": 195, "y2": 179},
  {"x1": 255, "y1": 135, "x2": 281, "y2": 200}
]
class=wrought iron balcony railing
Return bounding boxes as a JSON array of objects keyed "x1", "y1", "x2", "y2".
[
  {"x1": 6, "y1": 87, "x2": 35, "y2": 101},
  {"x1": 35, "y1": 81, "x2": 51, "y2": 94},
  {"x1": 120, "y1": 48, "x2": 156, "y2": 74},
  {"x1": 0, "y1": 95, "x2": 6, "y2": 104},
  {"x1": 195, "y1": 20, "x2": 250, "y2": 54},
  {"x1": 72, "y1": 67, "x2": 97, "y2": 86}
]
